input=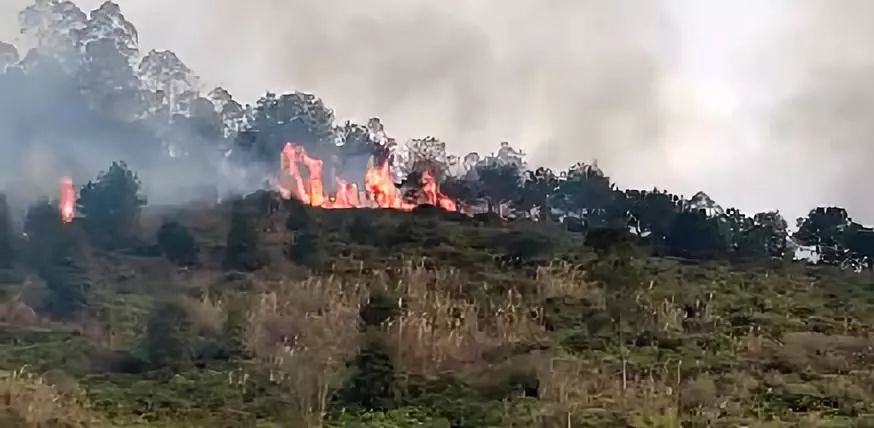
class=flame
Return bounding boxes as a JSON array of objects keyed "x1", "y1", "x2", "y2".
[
  {"x1": 278, "y1": 141, "x2": 456, "y2": 213},
  {"x1": 60, "y1": 177, "x2": 75, "y2": 223},
  {"x1": 421, "y1": 171, "x2": 457, "y2": 211}
]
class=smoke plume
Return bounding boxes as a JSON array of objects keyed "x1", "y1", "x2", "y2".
[{"x1": 757, "y1": 1, "x2": 874, "y2": 222}]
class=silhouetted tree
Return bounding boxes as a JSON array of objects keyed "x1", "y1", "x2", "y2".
[
  {"x1": 78, "y1": 161, "x2": 146, "y2": 249},
  {"x1": 289, "y1": 221, "x2": 327, "y2": 268},
  {"x1": 157, "y1": 220, "x2": 198, "y2": 266},
  {"x1": 556, "y1": 162, "x2": 615, "y2": 228},
  {"x1": 795, "y1": 207, "x2": 854, "y2": 265},
  {"x1": 223, "y1": 199, "x2": 265, "y2": 271},
  {"x1": 241, "y1": 92, "x2": 336, "y2": 161},
  {"x1": 476, "y1": 162, "x2": 522, "y2": 214},
  {"x1": 667, "y1": 209, "x2": 729, "y2": 259}
]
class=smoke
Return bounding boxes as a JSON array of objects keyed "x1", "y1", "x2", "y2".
[
  {"x1": 0, "y1": 0, "x2": 681, "y2": 216},
  {"x1": 85, "y1": 0, "x2": 677, "y2": 179},
  {"x1": 757, "y1": 1, "x2": 874, "y2": 223}
]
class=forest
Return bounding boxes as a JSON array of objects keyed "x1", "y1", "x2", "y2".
[{"x1": 1, "y1": 1, "x2": 874, "y2": 427}]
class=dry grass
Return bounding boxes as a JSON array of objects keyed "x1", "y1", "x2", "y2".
[
  {"x1": 0, "y1": 368, "x2": 95, "y2": 427},
  {"x1": 380, "y1": 261, "x2": 548, "y2": 376},
  {"x1": 246, "y1": 276, "x2": 365, "y2": 427}
]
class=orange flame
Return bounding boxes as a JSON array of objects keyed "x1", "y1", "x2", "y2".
[
  {"x1": 277, "y1": 141, "x2": 456, "y2": 213},
  {"x1": 60, "y1": 177, "x2": 75, "y2": 223}
]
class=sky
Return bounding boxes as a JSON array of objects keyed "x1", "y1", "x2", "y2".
[{"x1": 0, "y1": 0, "x2": 872, "y2": 224}]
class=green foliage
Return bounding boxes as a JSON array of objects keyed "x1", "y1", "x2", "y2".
[
  {"x1": 223, "y1": 200, "x2": 265, "y2": 272},
  {"x1": 288, "y1": 221, "x2": 327, "y2": 268},
  {"x1": 476, "y1": 162, "x2": 522, "y2": 212},
  {"x1": 334, "y1": 338, "x2": 399, "y2": 412},
  {"x1": 328, "y1": 407, "x2": 449, "y2": 428},
  {"x1": 144, "y1": 301, "x2": 194, "y2": 371},
  {"x1": 360, "y1": 289, "x2": 402, "y2": 327},
  {"x1": 241, "y1": 92, "x2": 336, "y2": 161},
  {"x1": 78, "y1": 161, "x2": 147, "y2": 249},
  {"x1": 667, "y1": 209, "x2": 729, "y2": 259},
  {"x1": 157, "y1": 221, "x2": 199, "y2": 266}
]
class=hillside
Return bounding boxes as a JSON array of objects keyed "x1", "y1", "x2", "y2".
[{"x1": 0, "y1": 194, "x2": 873, "y2": 427}]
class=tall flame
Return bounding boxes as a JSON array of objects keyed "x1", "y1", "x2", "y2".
[
  {"x1": 278, "y1": 141, "x2": 455, "y2": 213},
  {"x1": 60, "y1": 177, "x2": 75, "y2": 224}
]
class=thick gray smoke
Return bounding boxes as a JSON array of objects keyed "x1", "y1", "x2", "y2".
[
  {"x1": 756, "y1": 1, "x2": 874, "y2": 223},
  {"x1": 0, "y1": 0, "x2": 680, "y2": 216},
  {"x1": 49, "y1": 0, "x2": 676, "y2": 178}
]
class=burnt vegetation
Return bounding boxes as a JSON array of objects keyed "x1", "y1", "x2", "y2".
[{"x1": 0, "y1": 1, "x2": 874, "y2": 427}]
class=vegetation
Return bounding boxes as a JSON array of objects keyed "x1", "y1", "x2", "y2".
[{"x1": 1, "y1": 1, "x2": 874, "y2": 427}]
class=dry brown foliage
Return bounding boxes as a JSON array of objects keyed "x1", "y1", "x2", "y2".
[
  {"x1": 381, "y1": 262, "x2": 548, "y2": 376},
  {"x1": 0, "y1": 368, "x2": 95, "y2": 427},
  {"x1": 246, "y1": 276, "x2": 364, "y2": 427},
  {"x1": 0, "y1": 300, "x2": 39, "y2": 326}
]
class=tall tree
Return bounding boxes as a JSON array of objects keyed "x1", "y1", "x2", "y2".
[
  {"x1": 77, "y1": 161, "x2": 147, "y2": 249},
  {"x1": 209, "y1": 86, "x2": 248, "y2": 139},
  {"x1": 18, "y1": 0, "x2": 86, "y2": 70},
  {"x1": 795, "y1": 207, "x2": 854, "y2": 265},
  {"x1": 476, "y1": 162, "x2": 522, "y2": 215},
  {"x1": 618, "y1": 189, "x2": 681, "y2": 247},
  {"x1": 76, "y1": 2, "x2": 141, "y2": 118},
  {"x1": 138, "y1": 49, "x2": 197, "y2": 118},
  {"x1": 556, "y1": 162, "x2": 615, "y2": 228},
  {"x1": 667, "y1": 209, "x2": 729, "y2": 259},
  {"x1": 242, "y1": 92, "x2": 336, "y2": 161}
]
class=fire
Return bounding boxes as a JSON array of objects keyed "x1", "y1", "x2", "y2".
[
  {"x1": 60, "y1": 177, "x2": 75, "y2": 223},
  {"x1": 277, "y1": 141, "x2": 456, "y2": 212}
]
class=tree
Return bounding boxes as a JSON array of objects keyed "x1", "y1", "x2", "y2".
[
  {"x1": 618, "y1": 189, "x2": 681, "y2": 246},
  {"x1": 556, "y1": 162, "x2": 615, "y2": 228},
  {"x1": 241, "y1": 92, "x2": 336, "y2": 161},
  {"x1": 78, "y1": 161, "x2": 147, "y2": 249},
  {"x1": 334, "y1": 338, "x2": 399, "y2": 412},
  {"x1": 0, "y1": 195, "x2": 13, "y2": 269},
  {"x1": 209, "y1": 86, "x2": 248, "y2": 138},
  {"x1": 138, "y1": 49, "x2": 197, "y2": 118},
  {"x1": 289, "y1": 221, "x2": 327, "y2": 268},
  {"x1": 156, "y1": 221, "x2": 198, "y2": 266},
  {"x1": 76, "y1": 2, "x2": 142, "y2": 118},
  {"x1": 144, "y1": 300, "x2": 193, "y2": 370},
  {"x1": 476, "y1": 162, "x2": 522, "y2": 215},
  {"x1": 18, "y1": 0, "x2": 87, "y2": 70},
  {"x1": 795, "y1": 207, "x2": 854, "y2": 265},
  {"x1": 79, "y1": 1, "x2": 138, "y2": 59},
  {"x1": 24, "y1": 202, "x2": 91, "y2": 318},
  {"x1": 518, "y1": 167, "x2": 560, "y2": 221},
  {"x1": 734, "y1": 211, "x2": 789, "y2": 260},
  {"x1": 667, "y1": 209, "x2": 729, "y2": 259},
  {"x1": 223, "y1": 199, "x2": 265, "y2": 271}
]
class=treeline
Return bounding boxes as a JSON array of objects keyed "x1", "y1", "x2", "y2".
[{"x1": 1, "y1": 0, "x2": 873, "y2": 271}]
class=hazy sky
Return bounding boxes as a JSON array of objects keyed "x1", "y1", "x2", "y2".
[{"x1": 1, "y1": 0, "x2": 872, "y2": 223}]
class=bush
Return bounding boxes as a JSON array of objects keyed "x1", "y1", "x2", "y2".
[
  {"x1": 157, "y1": 221, "x2": 199, "y2": 266},
  {"x1": 144, "y1": 301, "x2": 194, "y2": 370}
]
